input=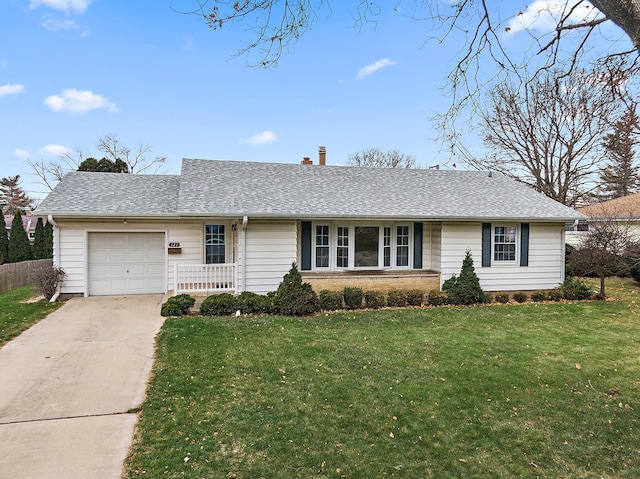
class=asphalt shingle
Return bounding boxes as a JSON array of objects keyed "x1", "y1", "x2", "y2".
[
  {"x1": 36, "y1": 172, "x2": 180, "y2": 216},
  {"x1": 176, "y1": 159, "x2": 582, "y2": 221},
  {"x1": 36, "y1": 159, "x2": 583, "y2": 221}
]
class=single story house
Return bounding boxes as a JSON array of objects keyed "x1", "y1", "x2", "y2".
[
  {"x1": 566, "y1": 192, "x2": 640, "y2": 247},
  {"x1": 36, "y1": 154, "x2": 583, "y2": 298}
]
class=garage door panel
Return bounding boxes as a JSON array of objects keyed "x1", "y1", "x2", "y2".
[{"x1": 88, "y1": 232, "x2": 166, "y2": 295}]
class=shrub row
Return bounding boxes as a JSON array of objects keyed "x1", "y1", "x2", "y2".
[{"x1": 160, "y1": 261, "x2": 594, "y2": 317}]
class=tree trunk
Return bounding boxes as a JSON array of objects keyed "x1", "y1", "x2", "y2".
[
  {"x1": 590, "y1": 0, "x2": 640, "y2": 51},
  {"x1": 600, "y1": 273, "x2": 607, "y2": 299}
]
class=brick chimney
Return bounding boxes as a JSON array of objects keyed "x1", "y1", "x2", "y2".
[
  {"x1": 301, "y1": 157, "x2": 313, "y2": 165},
  {"x1": 319, "y1": 146, "x2": 326, "y2": 166}
]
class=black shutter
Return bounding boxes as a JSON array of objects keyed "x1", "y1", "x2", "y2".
[
  {"x1": 520, "y1": 223, "x2": 530, "y2": 267},
  {"x1": 482, "y1": 223, "x2": 491, "y2": 267},
  {"x1": 301, "y1": 221, "x2": 312, "y2": 271},
  {"x1": 413, "y1": 222, "x2": 423, "y2": 269}
]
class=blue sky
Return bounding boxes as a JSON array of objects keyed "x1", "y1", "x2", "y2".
[{"x1": 0, "y1": 1, "x2": 627, "y2": 201}]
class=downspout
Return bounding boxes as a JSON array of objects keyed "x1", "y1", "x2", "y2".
[
  {"x1": 241, "y1": 216, "x2": 248, "y2": 293},
  {"x1": 47, "y1": 215, "x2": 61, "y2": 302}
]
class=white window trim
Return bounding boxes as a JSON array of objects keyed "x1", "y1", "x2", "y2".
[
  {"x1": 492, "y1": 223, "x2": 518, "y2": 264},
  {"x1": 204, "y1": 222, "x2": 231, "y2": 264},
  {"x1": 311, "y1": 222, "x2": 413, "y2": 271}
]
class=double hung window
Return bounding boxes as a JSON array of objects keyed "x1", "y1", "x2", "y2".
[{"x1": 493, "y1": 225, "x2": 517, "y2": 262}]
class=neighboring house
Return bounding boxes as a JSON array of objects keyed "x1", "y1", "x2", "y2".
[
  {"x1": 566, "y1": 193, "x2": 640, "y2": 247},
  {"x1": 3, "y1": 211, "x2": 43, "y2": 244},
  {"x1": 35, "y1": 156, "x2": 582, "y2": 297}
]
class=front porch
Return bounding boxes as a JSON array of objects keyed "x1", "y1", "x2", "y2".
[{"x1": 173, "y1": 263, "x2": 238, "y2": 295}]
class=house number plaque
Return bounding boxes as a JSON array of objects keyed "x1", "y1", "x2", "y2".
[{"x1": 168, "y1": 242, "x2": 181, "y2": 254}]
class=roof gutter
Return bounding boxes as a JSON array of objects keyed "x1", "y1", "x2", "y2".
[
  {"x1": 241, "y1": 216, "x2": 248, "y2": 293},
  {"x1": 47, "y1": 215, "x2": 61, "y2": 303}
]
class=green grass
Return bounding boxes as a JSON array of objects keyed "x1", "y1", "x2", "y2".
[
  {"x1": 125, "y1": 278, "x2": 640, "y2": 478},
  {"x1": 0, "y1": 285, "x2": 62, "y2": 347}
]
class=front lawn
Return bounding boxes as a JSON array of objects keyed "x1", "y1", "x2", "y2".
[
  {"x1": 125, "y1": 278, "x2": 640, "y2": 478},
  {"x1": 0, "y1": 285, "x2": 62, "y2": 347}
]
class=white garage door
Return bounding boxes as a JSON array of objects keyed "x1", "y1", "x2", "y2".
[{"x1": 88, "y1": 232, "x2": 165, "y2": 295}]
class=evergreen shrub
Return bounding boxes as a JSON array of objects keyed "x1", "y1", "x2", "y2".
[
  {"x1": 560, "y1": 277, "x2": 594, "y2": 300},
  {"x1": 513, "y1": 292, "x2": 528, "y2": 303},
  {"x1": 237, "y1": 291, "x2": 271, "y2": 314},
  {"x1": 200, "y1": 293, "x2": 238, "y2": 316},
  {"x1": 364, "y1": 290, "x2": 385, "y2": 309},
  {"x1": 530, "y1": 290, "x2": 548, "y2": 302},
  {"x1": 343, "y1": 286, "x2": 364, "y2": 309},
  {"x1": 548, "y1": 289, "x2": 563, "y2": 301},
  {"x1": 427, "y1": 289, "x2": 448, "y2": 306},
  {"x1": 442, "y1": 251, "x2": 488, "y2": 305},
  {"x1": 387, "y1": 289, "x2": 407, "y2": 307},
  {"x1": 275, "y1": 263, "x2": 319, "y2": 316},
  {"x1": 495, "y1": 292, "x2": 510, "y2": 304},
  {"x1": 406, "y1": 289, "x2": 424, "y2": 306},
  {"x1": 318, "y1": 290, "x2": 344, "y2": 311}
]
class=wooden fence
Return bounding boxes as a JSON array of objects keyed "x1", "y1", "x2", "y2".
[{"x1": 0, "y1": 259, "x2": 53, "y2": 295}]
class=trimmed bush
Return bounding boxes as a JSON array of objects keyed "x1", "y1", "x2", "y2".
[
  {"x1": 200, "y1": 293, "x2": 238, "y2": 316},
  {"x1": 530, "y1": 290, "x2": 548, "y2": 302},
  {"x1": 406, "y1": 289, "x2": 424, "y2": 306},
  {"x1": 548, "y1": 288, "x2": 563, "y2": 301},
  {"x1": 387, "y1": 290, "x2": 407, "y2": 308},
  {"x1": 161, "y1": 301, "x2": 183, "y2": 317},
  {"x1": 559, "y1": 277, "x2": 594, "y2": 301},
  {"x1": 343, "y1": 286, "x2": 364, "y2": 310},
  {"x1": 172, "y1": 294, "x2": 196, "y2": 314},
  {"x1": 364, "y1": 290, "x2": 386, "y2": 309},
  {"x1": 442, "y1": 251, "x2": 489, "y2": 305},
  {"x1": 427, "y1": 289, "x2": 448, "y2": 306},
  {"x1": 495, "y1": 292, "x2": 510, "y2": 304},
  {"x1": 513, "y1": 292, "x2": 528, "y2": 303},
  {"x1": 275, "y1": 263, "x2": 319, "y2": 316},
  {"x1": 237, "y1": 291, "x2": 271, "y2": 315},
  {"x1": 319, "y1": 290, "x2": 344, "y2": 311}
]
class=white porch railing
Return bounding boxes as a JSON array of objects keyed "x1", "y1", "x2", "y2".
[{"x1": 174, "y1": 263, "x2": 238, "y2": 294}]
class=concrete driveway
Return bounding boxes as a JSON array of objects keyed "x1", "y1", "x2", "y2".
[{"x1": 0, "y1": 295, "x2": 165, "y2": 479}]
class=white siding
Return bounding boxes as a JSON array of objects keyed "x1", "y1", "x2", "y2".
[
  {"x1": 424, "y1": 222, "x2": 442, "y2": 271},
  {"x1": 441, "y1": 222, "x2": 565, "y2": 291},
  {"x1": 54, "y1": 219, "x2": 205, "y2": 296},
  {"x1": 242, "y1": 220, "x2": 297, "y2": 294}
]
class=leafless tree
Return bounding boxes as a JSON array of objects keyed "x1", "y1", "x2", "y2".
[
  {"x1": 188, "y1": 1, "x2": 640, "y2": 151},
  {"x1": 348, "y1": 148, "x2": 417, "y2": 168},
  {"x1": 465, "y1": 66, "x2": 623, "y2": 206},
  {"x1": 568, "y1": 204, "x2": 640, "y2": 298},
  {"x1": 26, "y1": 134, "x2": 166, "y2": 191}
]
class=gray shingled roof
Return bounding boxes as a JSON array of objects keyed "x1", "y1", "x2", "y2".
[
  {"x1": 36, "y1": 172, "x2": 181, "y2": 216},
  {"x1": 176, "y1": 159, "x2": 582, "y2": 221},
  {"x1": 36, "y1": 159, "x2": 583, "y2": 221}
]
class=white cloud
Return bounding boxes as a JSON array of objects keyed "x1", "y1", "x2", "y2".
[
  {"x1": 242, "y1": 131, "x2": 278, "y2": 146},
  {"x1": 29, "y1": 0, "x2": 92, "y2": 14},
  {"x1": 44, "y1": 89, "x2": 118, "y2": 114},
  {"x1": 42, "y1": 16, "x2": 79, "y2": 31},
  {"x1": 39, "y1": 144, "x2": 70, "y2": 157},
  {"x1": 357, "y1": 58, "x2": 399, "y2": 79},
  {"x1": 13, "y1": 149, "x2": 30, "y2": 160},
  {"x1": 0, "y1": 84, "x2": 24, "y2": 97},
  {"x1": 505, "y1": 1, "x2": 601, "y2": 34}
]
